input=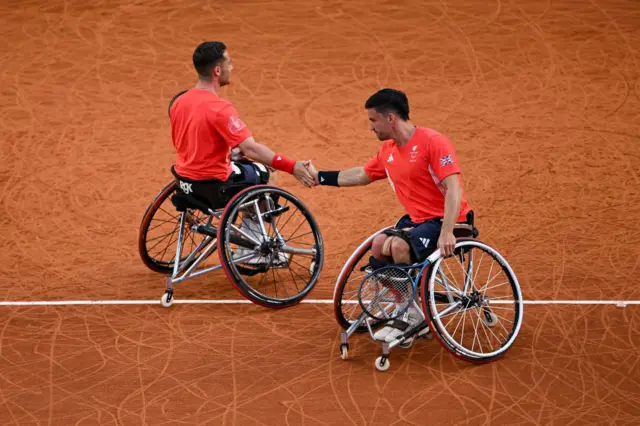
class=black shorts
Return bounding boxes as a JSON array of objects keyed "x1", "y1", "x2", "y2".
[
  {"x1": 392, "y1": 211, "x2": 475, "y2": 262},
  {"x1": 394, "y1": 216, "x2": 443, "y2": 262},
  {"x1": 172, "y1": 161, "x2": 270, "y2": 210}
]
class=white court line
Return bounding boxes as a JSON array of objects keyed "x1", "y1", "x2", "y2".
[{"x1": 0, "y1": 299, "x2": 639, "y2": 306}]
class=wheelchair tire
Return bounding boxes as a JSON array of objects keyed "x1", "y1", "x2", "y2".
[
  {"x1": 217, "y1": 185, "x2": 324, "y2": 308},
  {"x1": 332, "y1": 228, "x2": 392, "y2": 332},
  {"x1": 138, "y1": 180, "x2": 214, "y2": 273},
  {"x1": 421, "y1": 238, "x2": 524, "y2": 364}
]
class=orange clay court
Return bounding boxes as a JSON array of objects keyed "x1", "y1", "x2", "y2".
[{"x1": 1, "y1": 0, "x2": 639, "y2": 425}]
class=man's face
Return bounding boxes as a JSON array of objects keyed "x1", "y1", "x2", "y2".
[
  {"x1": 367, "y1": 109, "x2": 394, "y2": 141},
  {"x1": 217, "y1": 50, "x2": 233, "y2": 86}
]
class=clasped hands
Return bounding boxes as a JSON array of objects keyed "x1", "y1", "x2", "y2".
[{"x1": 294, "y1": 160, "x2": 319, "y2": 188}]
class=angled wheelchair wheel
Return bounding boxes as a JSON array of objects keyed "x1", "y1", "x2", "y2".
[
  {"x1": 138, "y1": 180, "x2": 215, "y2": 273},
  {"x1": 332, "y1": 228, "x2": 392, "y2": 331},
  {"x1": 333, "y1": 216, "x2": 412, "y2": 332},
  {"x1": 217, "y1": 185, "x2": 324, "y2": 308},
  {"x1": 421, "y1": 238, "x2": 524, "y2": 363}
]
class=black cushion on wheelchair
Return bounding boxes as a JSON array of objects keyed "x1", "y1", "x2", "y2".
[
  {"x1": 170, "y1": 165, "x2": 247, "y2": 212},
  {"x1": 452, "y1": 224, "x2": 476, "y2": 238},
  {"x1": 170, "y1": 191, "x2": 213, "y2": 214}
]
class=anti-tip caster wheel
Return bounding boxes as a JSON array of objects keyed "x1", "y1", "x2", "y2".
[
  {"x1": 375, "y1": 356, "x2": 390, "y2": 372},
  {"x1": 309, "y1": 261, "x2": 316, "y2": 275},
  {"x1": 481, "y1": 308, "x2": 498, "y2": 327},
  {"x1": 340, "y1": 344, "x2": 349, "y2": 360},
  {"x1": 161, "y1": 291, "x2": 174, "y2": 308}
]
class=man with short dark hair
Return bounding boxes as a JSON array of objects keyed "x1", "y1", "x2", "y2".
[
  {"x1": 306, "y1": 88, "x2": 474, "y2": 344},
  {"x1": 169, "y1": 41, "x2": 315, "y2": 265}
]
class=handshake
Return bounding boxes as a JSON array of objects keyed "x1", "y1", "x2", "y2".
[
  {"x1": 293, "y1": 160, "x2": 320, "y2": 188},
  {"x1": 229, "y1": 148, "x2": 323, "y2": 189}
]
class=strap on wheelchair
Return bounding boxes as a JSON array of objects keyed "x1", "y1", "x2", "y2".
[
  {"x1": 360, "y1": 255, "x2": 411, "y2": 273},
  {"x1": 383, "y1": 228, "x2": 411, "y2": 243},
  {"x1": 382, "y1": 229, "x2": 424, "y2": 263},
  {"x1": 170, "y1": 165, "x2": 246, "y2": 211},
  {"x1": 170, "y1": 191, "x2": 213, "y2": 214}
]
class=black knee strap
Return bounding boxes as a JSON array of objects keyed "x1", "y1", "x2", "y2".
[
  {"x1": 383, "y1": 229, "x2": 422, "y2": 263},
  {"x1": 366, "y1": 256, "x2": 411, "y2": 272},
  {"x1": 383, "y1": 229, "x2": 412, "y2": 245},
  {"x1": 367, "y1": 256, "x2": 389, "y2": 270}
]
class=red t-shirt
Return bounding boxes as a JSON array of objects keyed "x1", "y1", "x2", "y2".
[
  {"x1": 170, "y1": 89, "x2": 252, "y2": 180},
  {"x1": 364, "y1": 127, "x2": 471, "y2": 223}
]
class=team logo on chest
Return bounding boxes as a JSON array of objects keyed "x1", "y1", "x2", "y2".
[{"x1": 409, "y1": 145, "x2": 419, "y2": 162}]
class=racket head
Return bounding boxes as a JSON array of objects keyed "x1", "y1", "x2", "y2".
[{"x1": 357, "y1": 266, "x2": 417, "y2": 321}]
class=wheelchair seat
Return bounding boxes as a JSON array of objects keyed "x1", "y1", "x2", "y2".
[
  {"x1": 169, "y1": 165, "x2": 246, "y2": 214},
  {"x1": 170, "y1": 191, "x2": 215, "y2": 214},
  {"x1": 452, "y1": 223, "x2": 477, "y2": 238},
  {"x1": 453, "y1": 211, "x2": 479, "y2": 238}
]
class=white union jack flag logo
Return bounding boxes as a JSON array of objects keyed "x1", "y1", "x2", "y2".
[{"x1": 440, "y1": 155, "x2": 453, "y2": 166}]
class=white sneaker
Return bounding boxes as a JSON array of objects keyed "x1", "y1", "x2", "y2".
[
  {"x1": 235, "y1": 218, "x2": 289, "y2": 266},
  {"x1": 384, "y1": 307, "x2": 424, "y2": 343},
  {"x1": 373, "y1": 321, "x2": 401, "y2": 341},
  {"x1": 372, "y1": 303, "x2": 402, "y2": 341}
]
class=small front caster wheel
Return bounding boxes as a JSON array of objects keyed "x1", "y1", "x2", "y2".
[
  {"x1": 340, "y1": 344, "x2": 349, "y2": 360},
  {"x1": 375, "y1": 356, "x2": 390, "y2": 372},
  {"x1": 482, "y1": 308, "x2": 498, "y2": 327},
  {"x1": 161, "y1": 291, "x2": 174, "y2": 308}
]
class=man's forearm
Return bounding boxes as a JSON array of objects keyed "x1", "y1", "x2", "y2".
[
  {"x1": 241, "y1": 141, "x2": 275, "y2": 166},
  {"x1": 441, "y1": 184, "x2": 462, "y2": 233},
  {"x1": 337, "y1": 167, "x2": 371, "y2": 187}
]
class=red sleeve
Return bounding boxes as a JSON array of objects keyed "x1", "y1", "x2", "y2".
[
  {"x1": 214, "y1": 105, "x2": 253, "y2": 149},
  {"x1": 428, "y1": 135, "x2": 461, "y2": 181},
  {"x1": 363, "y1": 149, "x2": 387, "y2": 181}
]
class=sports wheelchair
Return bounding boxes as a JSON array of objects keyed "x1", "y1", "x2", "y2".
[
  {"x1": 138, "y1": 166, "x2": 324, "y2": 308},
  {"x1": 332, "y1": 212, "x2": 523, "y2": 371}
]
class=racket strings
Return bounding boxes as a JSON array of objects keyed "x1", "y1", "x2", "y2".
[{"x1": 358, "y1": 267, "x2": 416, "y2": 321}]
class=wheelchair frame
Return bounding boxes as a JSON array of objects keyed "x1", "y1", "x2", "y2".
[
  {"x1": 334, "y1": 223, "x2": 523, "y2": 371},
  {"x1": 140, "y1": 182, "x2": 323, "y2": 309}
]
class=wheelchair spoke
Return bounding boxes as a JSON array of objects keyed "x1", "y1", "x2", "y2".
[
  {"x1": 284, "y1": 231, "x2": 315, "y2": 244},
  {"x1": 284, "y1": 263, "x2": 301, "y2": 293},
  {"x1": 479, "y1": 280, "x2": 511, "y2": 293},
  {"x1": 279, "y1": 216, "x2": 305, "y2": 242},
  {"x1": 157, "y1": 207, "x2": 181, "y2": 222},
  {"x1": 474, "y1": 308, "x2": 494, "y2": 352},
  {"x1": 148, "y1": 216, "x2": 180, "y2": 232},
  {"x1": 272, "y1": 205, "x2": 299, "y2": 236},
  {"x1": 470, "y1": 251, "x2": 486, "y2": 292},
  {"x1": 271, "y1": 267, "x2": 282, "y2": 298},
  {"x1": 148, "y1": 221, "x2": 180, "y2": 257},
  {"x1": 263, "y1": 197, "x2": 290, "y2": 239},
  {"x1": 146, "y1": 228, "x2": 178, "y2": 245},
  {"x1": 441, "y1": 261, "x2": 463, "y2": 295}
]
